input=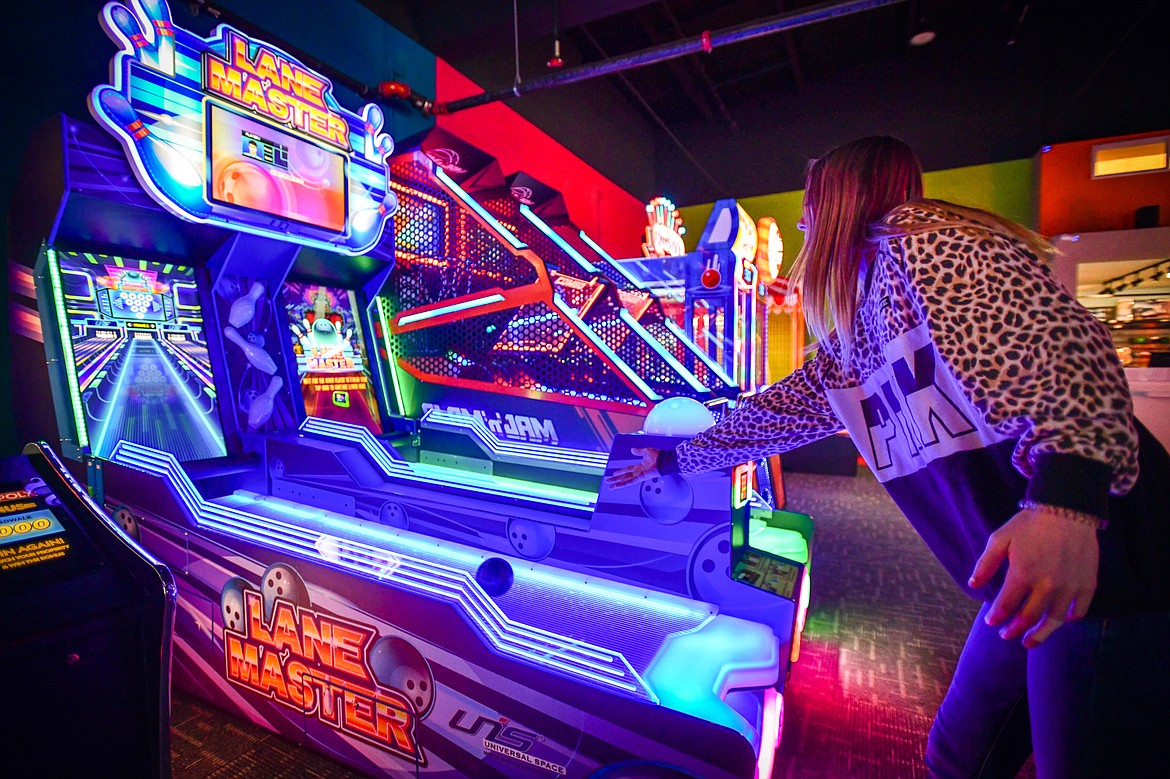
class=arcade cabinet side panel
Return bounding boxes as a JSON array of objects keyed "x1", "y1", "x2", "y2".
[{"x1": 8, "y1": 116, "x2": 69, "y2": 456}]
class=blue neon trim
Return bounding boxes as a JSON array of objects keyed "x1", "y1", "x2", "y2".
[
  {"x1": 108, "y1": 441, "x2": 654, "y2": 699},
  {"x1": 397, "y1": 293, "x2": 505, "y2": 326},
  {"x1": 419, "y1": 408, "x2": 609, "y2": 471},
  {"x1": 577, "y1": 230, "x2": 648, "y2": 290},
  {"x1": 519, "y1": 205, "x2": 598, "y2": 274},
  {"x1": 663, "y1": 319, "x2": 737, "y2": 387},
  {"x1": 298, "y1": 417, "x2": 596, "y2": 511},
  {"x1": 435, "y1": 168, "x2": 526, "y2": 249},
  {"x1": 618, "y1": 309, "x2": 707, "y2": 393},
  {"x1": 551, "y1": 296, "x2": 662, "y2": 402}
]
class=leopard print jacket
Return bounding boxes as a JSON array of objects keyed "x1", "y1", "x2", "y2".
[{"x1": 673, "y1": 201, "x2": 1138, "y2": 505}]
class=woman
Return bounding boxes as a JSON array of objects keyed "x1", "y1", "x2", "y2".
[{"x1": 609, "y1": 137, "x2": 1169, "y2": 778}]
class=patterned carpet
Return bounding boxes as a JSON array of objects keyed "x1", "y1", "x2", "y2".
[{"x1": 170, "y1": 468, "x2": 1037, "y2": 778}]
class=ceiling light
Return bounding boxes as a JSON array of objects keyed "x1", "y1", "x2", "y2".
[{"x1": 909, "y1": 30, "x2": 936, "y2": 46}]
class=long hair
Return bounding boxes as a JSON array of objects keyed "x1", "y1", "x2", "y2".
[
  {"x1": 791, "y1": 136, "x2": 1052, "y2": 363},
  {"x1": 790, "y1": 136, "x2": 923, "y2": 362}
]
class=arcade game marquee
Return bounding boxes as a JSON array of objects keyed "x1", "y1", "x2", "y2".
[{"x1": 7, "y1": 2, "x2": 815, "y2": 777}]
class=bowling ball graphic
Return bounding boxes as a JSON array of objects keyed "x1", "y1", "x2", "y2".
[
  {"x1": 506, "y1": 518, "x2": 556, "y2": 560},
  {"x1": 638, "y1": 474, "x2": 694, "y2": 524},
  {"x1": 369, "y1": 636, "x2": 435, "y2": 719},
  {"x1": 110, "y1": 505, "x2": 141, "y2": 541},
  {"x1": 213, "y1": 160, "x2": 288, "y2": 211},
  {"x1": 378, "y1": 501, "x2": 409, "y2": 529},
  {"x1": 220, "y1": 576, "x2": 254, "y2": 633},
  {"x1": 260, "y1": 563, "x2": 310, "y2": 622},
  {"x1": 475, "y1": 557, "x2": 514, "y2": 597},
  {"x1": 686, "y1": 527, "x2": 737, "y2": 604}
]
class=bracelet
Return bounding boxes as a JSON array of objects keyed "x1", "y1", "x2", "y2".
[{"x1": 1017, "y1": 499, "x2": 1108, "y2": 531}]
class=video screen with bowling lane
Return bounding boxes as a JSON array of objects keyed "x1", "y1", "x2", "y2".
[
  {"x1": 51, "y1": 251, "x2": 227, "y2": 462},
  {"x1": 7, "y1": 1, "x2": 814, "y2": 777}
]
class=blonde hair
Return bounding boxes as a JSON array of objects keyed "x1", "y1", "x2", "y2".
[{"x1": 791, "y1": 137, "x2": 1052, "y2": 362}]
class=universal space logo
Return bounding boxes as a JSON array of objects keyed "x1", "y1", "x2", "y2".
[
  {"x1": 450, "y1": 710, "x2": 567, "y2": 776},
  {"x1": 220, "y1": 563, "x2": 436, "y2": 764}
]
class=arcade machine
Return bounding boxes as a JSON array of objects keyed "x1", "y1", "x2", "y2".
[
  {"x1": 8, "y1": 2, "x2": 814, "y2": 777},
  {"x1": 0, "y1": 442, "x2": 175, "y2": 777}
]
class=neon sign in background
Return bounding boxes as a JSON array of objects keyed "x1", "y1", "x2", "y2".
[{"x1": 90, "y1": 0, "x2": 396, "y2": 254}]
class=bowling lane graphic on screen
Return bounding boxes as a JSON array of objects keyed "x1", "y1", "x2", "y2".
[
  {"x1": 57, "y1": 251, "x2": 227, "y2": 461},
  {"x1": 282, "y1": 282, "x2": 382, "y2": 433}
]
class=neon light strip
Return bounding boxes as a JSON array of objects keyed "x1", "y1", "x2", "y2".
[
  {"x1": 551, "y1": 296, "x2": 662, "y2": 402},
  {"x1": 619, "y1": 309, "x2": 707, "y2": 393},
  {"x1": 519, "y1": 205, "x2": 599, "y2": 274},
  {"x1": 299, "y1": 417, "x2": 596, "y2": 511},
  {"x1": 376, "y1": 298, "x2": 405, "y2": 415},
  {"x1": 397, "y1": 293, "x2": 505, "y2": 326},
  {"x1": 435, "y1": 168, "x2": 527, "y2": 249},
  {"x1": 664, "y1": 319, "x2": 737, "y2": 387},
  {"x1": 420, "y1": 409, "x2": 609, "y2": 471},
  {"x1": 46, "y1": 249, "x2": 89, "y2": 449},
  {"x1": 577, "y1": 230, "x2": 648, "y2": 290},
  {"x1": 108, "y1": 441, "x2": 658, "y2": 699}
]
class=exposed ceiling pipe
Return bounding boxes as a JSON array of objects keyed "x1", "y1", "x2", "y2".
[{"x1": 428, "y1": 0, "x2": 910, "y2": 115}]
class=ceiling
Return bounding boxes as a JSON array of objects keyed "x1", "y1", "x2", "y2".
[{"x1": 365, "y1": 0, "x2": 1170, "y2": 205}]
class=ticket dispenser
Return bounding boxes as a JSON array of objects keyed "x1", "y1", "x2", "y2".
[{"x1": 0, "y1": 443, "x2": 176, "y2": 777}]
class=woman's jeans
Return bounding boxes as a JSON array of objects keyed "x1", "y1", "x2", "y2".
[{"x1": 926, "y1": 601, "x2": 1170, "y2": 778}]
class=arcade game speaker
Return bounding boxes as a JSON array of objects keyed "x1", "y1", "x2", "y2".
[{"x1": 0, "y1": 443, "x2": 176, "y2": 777}]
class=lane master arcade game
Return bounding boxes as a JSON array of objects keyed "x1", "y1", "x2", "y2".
[{"x1": 8, "y1": 2, "x2": 813, "y2": 777}]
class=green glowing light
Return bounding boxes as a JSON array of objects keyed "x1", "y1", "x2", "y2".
[
  {"x1": 46, "y1": 248, "x2": 89, "y2": 449},
  {"x1": 377, "y1": 297, "x2": 406, "y2": 415}
]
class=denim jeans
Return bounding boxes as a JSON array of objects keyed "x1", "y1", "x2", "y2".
[{"x1": 926, "y1": 601, "x2": 1170, "y2": 778}]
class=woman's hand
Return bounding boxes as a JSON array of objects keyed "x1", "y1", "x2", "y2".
[
  {"x1": 605, "y1": 447, "x2": 661, "y2": 489},
  {"x1": 969, "y1": 505, "x2": 1099, "y2": 649}
]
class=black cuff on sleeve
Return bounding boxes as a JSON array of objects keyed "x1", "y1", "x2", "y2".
[
  {"x1": 1025, "y1": 453, "x2": 1112, "y2": 520},
  {"x1": 657, "y1": 448, "x2": 680, "y2": 476}
]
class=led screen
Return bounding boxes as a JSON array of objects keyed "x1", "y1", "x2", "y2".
[
  {"x1": 732, "y1": 549, "x2": 800, "y2": 600},
  {"x1": 56, "y1": 251, "x2": 227, "y2": 462},
  {"x1": 208, "y1": 103, "x2": 347, "y2": 232},
  {"x1": 282, "y1": 282, "x2": 382, "y2": 433}
]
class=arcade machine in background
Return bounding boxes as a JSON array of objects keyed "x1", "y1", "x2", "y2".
[
  {"x1": 0, "y1": 443, "x2": 175, "y2": 777},
  {"x1": 8, "y1": 2, "x2": 815, "y2": 777},
  {"x1": 620, "y1": 198, "x2": 858, "y2": 477}
]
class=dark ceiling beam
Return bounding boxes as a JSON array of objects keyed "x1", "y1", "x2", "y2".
[
  {"x1": 431, "y1": 0, "x2": 910, "y2": 114},
  {"x1": 634, "y1": 5, "x2": 716, "y2": 121},
  {"x1": 411, "y1": 0, "x2": 661, "y2": 62},
  {"x1": 656, "y1": 0, "x2": 738, "y2": 127},
  {"x1": 776, "y1": 0, "x2": 806, "y2": 91},
  {"x1": 577, "y1": 24, "x2": 731, "y2": 197}
]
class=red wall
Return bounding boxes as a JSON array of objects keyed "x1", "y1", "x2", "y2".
[
  {"x1": 435, "y1": 59, "x2": 645, "y2": 259},
  {"x1": 1037, "y1": 130, "x2": 1170, "y2": 236}
]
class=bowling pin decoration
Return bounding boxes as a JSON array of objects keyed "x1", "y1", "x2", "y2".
[
  {"x1": 100, "y1": 0, "x2": 175, "y2": 75},
  {"x1": 247, "y1": 375, "x2": 283, "y2": 430},
  {"x1": 228, "y1": 281, "x2": 265, "y2": 329},
  {"x1": 350, "y1": 188, "x2": 399, "y2": 235},
  {"x1": 91, "y1": 87, "x2": 207, "y2": 214},
  {"x1": 224, "y1": 325, "x2": 278, "y2": 375}
]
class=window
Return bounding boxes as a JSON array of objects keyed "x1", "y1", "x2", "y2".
[{"x1": 1092, "y1": 136, "x2": 1169, "y2": 178}]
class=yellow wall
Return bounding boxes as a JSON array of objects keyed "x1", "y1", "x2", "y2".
[
  {"x1": 677, "y1": 158, "x2": 1035, "y2": 380},
  {"x1": 679, "y1": 158, "x2": 1035, "y2": 276}
]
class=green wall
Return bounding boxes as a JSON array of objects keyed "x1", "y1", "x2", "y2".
[{"x1": 679, "y1": 158, "x2": 1035, "y2": 274}]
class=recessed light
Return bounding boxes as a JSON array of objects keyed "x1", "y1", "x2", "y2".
[{"x1": 910, "y1": 30, "x2": 936, "y2": 46}]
